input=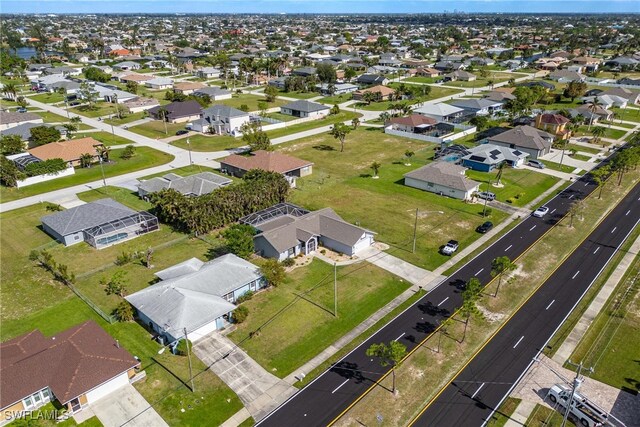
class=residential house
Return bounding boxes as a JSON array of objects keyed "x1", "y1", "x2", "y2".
[
  {"x1": 0, "y1": 122, "x2": 47, "y2": 143},
  {"x1": 548, "y1": 70, "x2": 585, "y2": 83},
  {"x1": 404, "y1": 161, "x2": 480, "y2": 200},
  {"x1": 280, "y1": 100, "x2": 330, "y2": 118},
  {"x1": 618, "y1": 77, "x2": 640, "y2": 86},
  {"x1": 414, "y1": 103, "x2": 467, "y2": 123},
  {"x1": 268, "y1": 77, "x2": 287, "y2": 89},
  {"x1": 240, "y1": 203, "x2": 375, "y2": 260},
  {"x1": 353, "y1": 85, "x2": 395, "y2": 102},
  {"x1": 0, "y1": 111, "x2": 44, "y2": 131},
  {"x1": 386, "y1": 114, "x2": 439, "y2": 132},
  {"x1": 126, "y1": 254, "x2": 265, "y2": 343},
  {"x1": 599, "y1": 87, "x2": 640, "y2": 105},
  {"x1": 121, "y1": 97, "x2": 160, "y2": 113},
  {"x1": 604, "y1": 56, "x2": 639, "y2": 70},
  {"x1": 461, "y1": 144, "x2": 529, "y2": 172},
  {"x1": 0, "y1": 321, "x2": 140, "y2": 420},
  {"x1": 486, "y1": 125, "x2": 554, "y2": 159},
  {"x1": 356, "y1": 74, "x2": 389, "y2": 86},
  {"x1": 434, "y1": 61, "x2": 465, "y2": 72},
  {"x1": 449, "y1": 98, "x2": 504, "y2": 116},
  {"x1": 193, "y1": 87, "x2": 233, "y2": 101},
  {"x1": 119, "y1": 73, "x2": 153, "y2": 84},
  {"x1": 415, "y1": 68, "x2": 441, "y2": 78},
  {"x1": 571, "y1": 56, "x2": 601, "y2": 73},
  {"x1": 315, "y1": 83, "x2": 359, "y2": 95},
  {"x1": 581, "y1": 94, "x2": 629, "y2": 109},
  {"x1": 191, "y1": 105, "x2": 250, "y2": 135},
  {"x1": 138, "y1": 172, "x2": 232, "y2": 199},
  {"x1": 444, "y1": 70, "x2": 477, "y2": 82},
  {"x1": 42, "y1": 66, "x2": 82, "y2": 77},
  {"x1": 41, "y1": 198, "x2": 159, "y2": 249},
  {"x1": 144, "y1": 77, "x2": 174, "y2": 90},
  {"x1": 291, "y1": 67, "x2": 317, "y2": 77},
  {"x1": 148, "y1": 100, "x2": 203, "y2": 124},
  {"x1": 568, "y1": 104, "x2": 614, "y2": 123},
  {"x1": 173, "y1": 82, "x2": 207, "y2": 95},
  {"x1": 197, "y1": 67, "x2": 221, "y2": 79},
  {"x1": 113, "y1": 61, "x2": 141, "y2": 71},
  {"x1": 220, "y1": 150, "x2": 313, "y2": 187},
  {"x1": 535, "y1": 113, "x2": 572, "y2": 140},
  {"x1": 27, "y1": 137, "x2": 103, "y2": 167}
]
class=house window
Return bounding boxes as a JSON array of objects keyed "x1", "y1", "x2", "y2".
[
  {"x1": 287, "y1": 247, "x2": 295, "y2": 257},
  {"x1": 427, "y1": 182, "x2": 434, "y2": 187},
  {"x1": 223, "y1": 292, "x2": 233, "y2": 302},
  {"x1": 250, "y1": 280, "x2": 256, "y2": 291}
]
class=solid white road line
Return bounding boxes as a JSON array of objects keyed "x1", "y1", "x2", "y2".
[
  {"x1": 332, "y1": 379, "x2": 349, "y2": 394},
  {"x1": 513, "y1": 336, "x2": 524, "y2": 349},
  {"x1": 572, "y1": 271, "x2": 580, "y2": 279},
  {"x1": 612, "y1": 227, "x2": 617, "y2": 233},
  {"x1": 594, "y1": 247, "x2": 600, "y2": 254},
  {"x1": 505, "y1": 245, "x2": 512, "y2": 251},
  {"x1": 394, "y1": 332, "x2": 406, "y2": 342},
  {"x1": 546, "y1": 300, "x2": 555, "y2": 310},
  {"x1": 530, "y1": 225, "x2": 537, "y2": 231},
  {"x1": 471, "y1": 383, "x2": 485, "y2": 399},
  {"x1": 569, "y1": 194, "x2": 574, "y2": 200},
  {"x1": 626, "y1": 210, "x2": 631, "y2": 216},
  {"x1": 475, "y1": 268, "x2": 484, "y2": 276},
  {"x1": 550, "y1": 208, "x2": 557, "y2": 214},
  {"x1": 437, "y1": 297, "x2": 449, "y2": 307}
]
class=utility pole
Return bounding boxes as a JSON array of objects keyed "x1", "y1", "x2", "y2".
[
  {"x1": 94, "y1": 145, "x2": 107, "y2": 187},
  {"x1": 412, "y1": 208, "x2": 419, "y2": 253},
  {"x1": 183, "y1": 328, "x2": 195, "y2": 392},
  {"x1": 482, "y1": 185, "x2": 489, "y2": 217},
  {"x1": 187, "y1": 138, "x2": 193, "y2": 165},
  {"x1": 334, "y1": 262, "x2": 338, "y2": 317},
  {"x1": 561, "y1": 360, "x2": 593, "y2": 427}
]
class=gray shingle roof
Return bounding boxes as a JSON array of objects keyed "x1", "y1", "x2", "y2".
[
  {"x1": 282, "y1": 100, "x2": 330, "y2": 113},
  {"x1": 404, "y1": 162, "x2": 480, "y2": 192},
  {"x1": 41, "y1": 198, "x2": 136, "y2": 236},
  {"x1": 202, "y1": 104, "x2": 249, "y2": 119},
  {"x1": 126, "y1": 254, "x2": 262, "y2": 338},
  {"x1": 138, "y1": 172, "x2": 232, "y2": 196},
  {"x1": 488, "y1": 125, "x2": 554, "y2": 151}
]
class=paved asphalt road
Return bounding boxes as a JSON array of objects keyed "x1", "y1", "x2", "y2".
[
  {"x1": 257, "y1": 169, "x2": 613, "y2": 426},
  {"x1": 409, "y1": 182, "x2": 640, "y2": 427}
]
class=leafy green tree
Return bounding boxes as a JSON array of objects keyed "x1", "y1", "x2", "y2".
[
  {"x1": 259, "y1": 258, "x2": 286, "y2": 287},
  {"x1": 24, "y1": 158, "x2": 67, "y2": 176},
  {"x1": 0, "y1": 155, "x2": 25, "y2": 187},
  {"x1": 78, "y1": 81, "x2": 99, "y2": 110},
  {"x1": 460, "y1": 277, "x2": 483, "y2": 342},
  {"x1": 330, "y1": 104, "x2": 340, "y2": 115},
  {"x1": 233, "y1": 305, "x2": 249, "y2": 324},
  {"x1": 120, "y1": 145, "x2": 136, "y2": 160},
  {"x1": 330, "y1": 122, "x2": 351, "y2": 152},
  {"x1": 83, "y1": 66, "x2": 111, "y2": 83},
  {"x1": 101, "y1": 271, "x2": 128, "y2": 297},
  {"x1": 370, "y1": 161, "x2": 381, "y2": 177},
  {"x1": 365, "y1": 341, "x2": 407, "y2": 393},
  {"x1": 126, "y1": 80, "x2": 138, "y2": 94},
  {"x1": 316, "y1": 63, "x2": 337, "y2": 84},
  {"x1": 30, "y1": 126, "x2": 61, "y2": 146},
  {"x1": 490, "y1": 256, "x2": 516, "y2": 297},
  {"x1": 0, "y1": 135, "x2": 24, "y2": 155},
  {"x1": 241, "y1": 122, "x2": 271, "y2": 152},
  {"x1": 114, "y1": 301, "x2": 135, "y2": 322},
  {"x1": 264, "y1": 85, "x2": 279, "y2": 102},
  {"x1": 351, "y1": 117, "x2": 360, "y2": 129},
  {"x1": 563, "y1": 81, "x2": 587, "y2": 102},
  {"x1": 223, "y1": 224, "x2": 256, "y2": 259},
  {"x1": 344, "y1": 68, "x2": 357, "y2": 81},
  {"x1": 591, "y1": 126, "x2": 606, "y2": 146},
  {"x1": 590, "y1": 165, "x2": 611, "y2": 199},
  {"x1": 63, "y1": 123, "x2": 78, "y2": 139},
  {"x1": 79, "y1": 152, "x2": 94, "y2": 168}
]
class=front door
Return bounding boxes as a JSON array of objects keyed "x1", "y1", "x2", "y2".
[
  {"x1": 70, "y1": 398, "x2": 82, "y2": 413},
  {"x1": 307, "y1": 238, "x2": 317, "y2": 254}
]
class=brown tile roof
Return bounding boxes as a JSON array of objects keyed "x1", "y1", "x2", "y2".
[
  {"x1": 120, "y1": 73, "x2": 153, "y2": 82},
  {"x1": 0, "y1": 321, "x2": 139, "y2": 408},
  {"x1": 221, "y1": 150, "x2": 313, "y2": 174},
  {"x1": 539, "y1": 113, "x2": 570, "y2": 125},
  {"x1": 355, "y1": 85, "x2": 395, "y2": 96},
  {"x1": 174, "y1": 82, "x2": 207, "y2": 91},
  {"x1": 28, "y1": 137, "x2": 103, "y2": 162},
  {"x1": 388, "y1": 114, "x2": 438, "y2": 127}
]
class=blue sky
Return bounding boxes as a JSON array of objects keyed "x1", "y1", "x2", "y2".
[{"x1": 2, "y1": 0, "x2": 639, "y2": 14}]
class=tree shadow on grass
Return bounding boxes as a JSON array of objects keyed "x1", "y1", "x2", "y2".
[{"x1": 313, "y1": 144, "x2": 335, "y2": 151}]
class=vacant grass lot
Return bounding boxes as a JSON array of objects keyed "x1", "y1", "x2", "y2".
[
  {"x1": 219, "y1": 93, "x2": 287, "y2": 111},
  {"x1": 276, "y1": 128, "x2": 509, "y2": 270},
  {"x1": 0, "y1": 147, "x2": 173, "y2": 202},
  {"x1": 69, "y1": 103, "x2": 119, "y2": 118},
  {"x1": 266, "y1": 111, "x2": 361, "y2": 139},
  {"x1": 443, "y1": 72, "x2": 514, "y2": 88},
  {"x1": 171, "y1": 134, "x2": 243, "y2": 152},
  {"x1": 356, "y1": 86, "x2": 463, "y2": 111},
  {"x1": 317, "y1": 93, "x2": 353, "y2": 105},
  {"x1": 30, "y1": 92, "x2": 65, "y2": 104},
  {"x1": 129, "y1": 120, "x2": 187, "y2": 138},
  {"x1": 613, "y1": 107, "x2": 640, "y2": 124},
  {"x1": 567, "y1": 255, "x2": 640, "y2": 392},
  {"x1": 405, "y1": 76, "x2": 439, "y2": 84},
  {"x1": 277, "y1": 90, "x2": 319, "y2": 99},
  {"x1": 466, "y1": 168, "x2": 560, "y2": 207},
  {"x1": 228, "y1": 259, "x2": 411, "y2": 377},
  {"x1": 75, "y1": 131, "x2": 134, "y2": 146},
  {"x1": 573, "y1": 125, "x2": 627, "y2": 140},
  {"x1": 103, "y1": 111, "x2": 147, "y2": 126},
  {"x1": 38, "y1": 110, "x2": 69, "y2": 123}
]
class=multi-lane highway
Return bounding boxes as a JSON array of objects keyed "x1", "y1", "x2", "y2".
[
  {"x1": 409, "y1": 181, "x2": 640, "y2": 426},
  {"x1": 257, "y1": 164, "x2": 626, "y2": 426}
]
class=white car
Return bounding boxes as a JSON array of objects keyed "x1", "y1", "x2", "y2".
[{"x1": 532, "y1": 206, "x2": 550, "y2": 218}]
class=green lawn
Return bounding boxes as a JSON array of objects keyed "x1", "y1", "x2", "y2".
[
  {"x1": 74, "y1": 131, "x2": 134, "y2": 146},
  {"x1": 171, "y1": 134, "x2": 243, "y2": 152},
  {"x1": 525, "y1": 404, "x2": 576, "y2": 427},
  {"x1": 599, "y1": 120, "x2": 636, "y2": 129},
  {"x1": 317, "y1": 93, "x2": 353, "y2": 105},
  {"x1": 442, "y1": 72, "x2": 513, "y2": 88},
  {"x1": 103, "y1": 111, "x2": 148, "y2": 126},
  {"x1": 277, "y1": 90, "x2": 320, "y2": 100},
  {"x1": 540, "y1": 159, "x2": 579, "y2": 173},
  {"x1": 228, "y1": 259, "x2": 411, "y2": 377},
  {"x1": 38, "y1": 111, "x2": 70, "y2": 123},
  {"x1": 265, "y1": 111, "x2": 299, "y2": 122},
  {"x1": 466, "y1": 168, "x2": 560, "y2": 207},
  {"x1": 219, "y1": 94, "x2": 287, "y2": 112},
  {"x1": 129, "y1": 120, "x2": 187, "y2": 139},
  {"x1": 567, "y1": 256, "x2": 640, "y2": 392},
  {"x1": 565, "y1": 143, "x2": 602, "y2": 155},
  {"x1": 277, "y1": 128, "x2": 509, "y2": 270},
  {"x1": 613, "y1": 107, "x2": 640, "y2": 124},
  {"x1": 77, "y1": 186, "x2": 152, "y2": 211},
  {"x1": 405, "y1": 76, "x2": 439, "y2": 84},
  {"x1": 69, "y1": 103, "x2": 120, "y2": 118},
  {"x1": 0, "y1": 147, "x2": 174, "y2": 202},
  {"x1": 266, "y1": 111, "x2": 361, "y2": 139},
  {"x1": 356, "y1": 86, "x2": 463, "y2": 111},
  {"x1": 486, "y1": 397, "x2": 522, "y2": 427},
  {"x1": 573, "y1": 125, "x2": 627, "y2": 140},
  {"x1": 30, "y1": 92, "x2": 65, "y2": 104}
]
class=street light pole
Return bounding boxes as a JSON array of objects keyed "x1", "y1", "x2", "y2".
[{"x1": 187, "y1": 138, "x2": 193, "y2": 165}]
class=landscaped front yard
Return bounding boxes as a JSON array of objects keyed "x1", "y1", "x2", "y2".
[
  {"x1": 266, "y1": 111, "x2": 361, "y2": 139},
  {"x1": 275, "y1": 128, "x2": 510, "y2": 270},
  {"x1": 75, "y1": 131, "x2": 134, "y2": 146},
  {"x1": 103, "y1": 111, "x2": 148, "y2": 126},
  {"x1": 466, "y1": 168, "x2": 560, "y2": 207},
  {"x1": 129, "y1": 120, "x2": 187, "y2": 139},
  {"x1": 228, "y1": 259, "x2": 411, "y2": 377},
  {"x1": 171, "y1": 134, "x2": 243, "y2": 152},
  {"x1": 69, "y1": 102, "x2": 120, "y2": 118},
  {"x1": 30, "y1": 92, "x2": 65, "y2": 104},
  {"x1": 0, "y1": 147, "x2": 174, "y2": 202}
]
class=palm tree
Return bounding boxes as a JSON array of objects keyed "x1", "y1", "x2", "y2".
[
  {"x1": 79, "y1": 153, "x2": 94, "y2": 168},
  {"x1": 2, "y1": 83, "x2": 17, "y2": 101},
  {"x1": 590, "y1": 165, "x2": 611, "y2": 199},
  {"x1": 490, "y1": 256, "x2": 516, "y2": 297},
  {"x1": 330, "y1": 123, "x2": 351, "y2": 152},
  {"x1": 351, "y1": 117, "x2": 360, "y2": 129},
  {"x1": 587, "y1": 98, "x2": 601, "y2": 130},
  {"x1": 370, "y1": 161, "x2": 381, "y2": 178},
  {"x1": 591, "y1": 126, "x2": 606, "y2": 146},
  {"x1": 404, "y1": 150, "x2": 414, "y2": 165},
  {"x1": 157, "y1": 106, "x2": 169, "y2": 135}
]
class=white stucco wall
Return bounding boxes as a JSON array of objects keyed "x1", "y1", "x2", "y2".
[
  {"x1": 404, "y1": 176, "x2": 477, "y2": 200},
  {"x1": 85, "y1": 372, "x2": 129, "y2": 404}
]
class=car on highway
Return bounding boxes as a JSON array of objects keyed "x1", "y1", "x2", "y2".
[
  {"x1": 476, "y1": 221, "x2": 494, "y2": 233},
  {"x1": 176, "y1": 130, "x2": 189, "y2": 135},
  {"x1": 532, "y1": 206, "x2": 550, "y2": 218},
  {"x1": 528, "y1": 159, "x2": 546, "y2": 169},
  {"x1": 440, "y1": 240, "x2": 459, "y2": 255},
  {"x1": 476, "y1": 191, "x2": 496, "y2": 201}
]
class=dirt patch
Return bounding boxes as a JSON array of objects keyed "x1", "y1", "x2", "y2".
[
  {"x1": 477, "y1": 305, "x2": 507, "y2": 323},
  {"x1": 318, "y1": 246, "x2": 354, "y2": 262}
]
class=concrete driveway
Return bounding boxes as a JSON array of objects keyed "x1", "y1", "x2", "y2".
[
  {"x1": 193, "y1": 332, "x2": 296, "y2": 421},
  {"x1": 90, "y1": 384, "x2": 168, "y2": 427}
]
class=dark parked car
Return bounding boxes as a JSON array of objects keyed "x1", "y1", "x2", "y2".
[
  {"x1": 176, "y1": 130, "x2": 189, "y2": 136},
  {"x1": 476, "y1": 221, "x2": 493, "y2": 233}
]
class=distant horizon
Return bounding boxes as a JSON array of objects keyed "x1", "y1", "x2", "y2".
[{"x1": 1, "y1": 1, "x2": 639, "y2": 15}]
